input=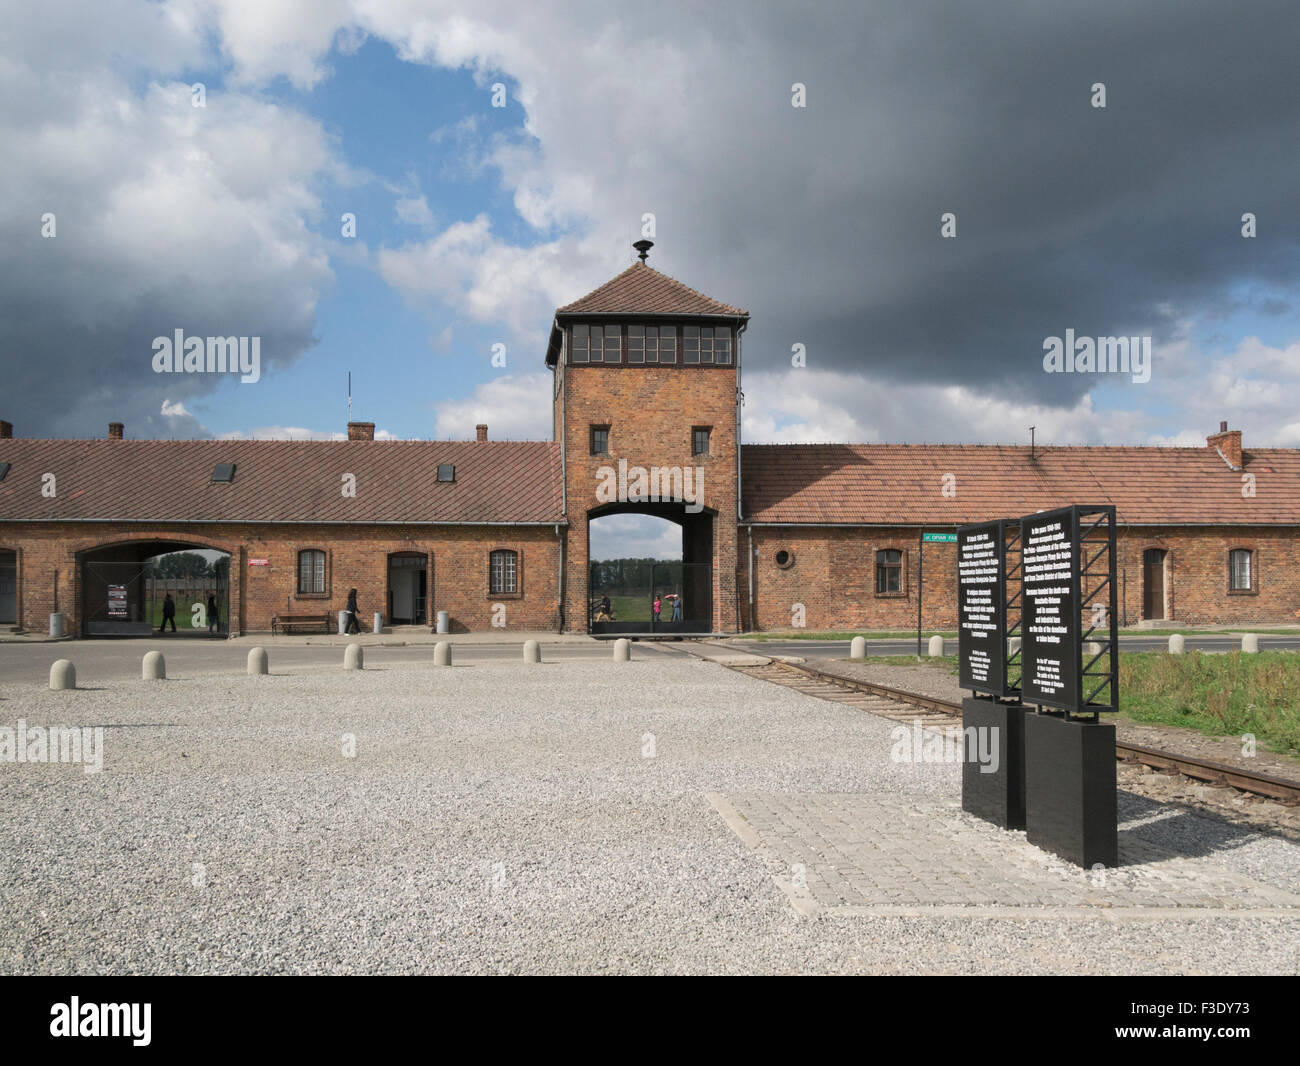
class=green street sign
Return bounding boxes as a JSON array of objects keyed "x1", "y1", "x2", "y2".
[{"x1": 922, "y1": 532, "x2": 957, "y2": 543}]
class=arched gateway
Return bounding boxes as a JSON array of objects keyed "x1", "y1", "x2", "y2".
[{"x1": 545, "y1": 241, "x2": 749, "y2": 635}]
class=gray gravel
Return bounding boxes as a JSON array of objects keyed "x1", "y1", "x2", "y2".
[{"x1": 1, "y1": 657, "x2": 1297, "y2": 974}]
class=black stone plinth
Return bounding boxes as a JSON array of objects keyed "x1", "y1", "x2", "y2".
[
  {"x1": 961, "y1": 697, "x2": 1026, "y2": 830},
  {"x1": 1024, "y1": 711, "x2": 1118, "y2": 868}
]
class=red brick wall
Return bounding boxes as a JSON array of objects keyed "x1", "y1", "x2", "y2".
[
  {"x1": 744, "y1": 524, "x2": 1300, "y2": 631},
  {"x1": 559, "y1": 359, "x2": 740, "y2": 633},
  {"x1": 0, "y1": 522, "x2": 562, "y2": 635}
]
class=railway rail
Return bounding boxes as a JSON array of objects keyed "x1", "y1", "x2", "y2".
[{"x1": 732, "y1": 657, "x2": 1300, "y2": 807}]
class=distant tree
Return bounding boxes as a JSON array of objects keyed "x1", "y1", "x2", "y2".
[
  {"x1": 208, "y1": 556, "x2": 229, "y2": 581},
  {"x1": 149, "y1": 552, "x2": 212, "y2": 579}
]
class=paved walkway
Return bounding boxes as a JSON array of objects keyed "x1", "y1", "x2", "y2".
[{"x1": 709, "y1": 791, "x2": 1300, "y2": 918}]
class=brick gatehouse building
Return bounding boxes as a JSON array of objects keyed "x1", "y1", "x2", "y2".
[{"x1": 2, "y1": 246, "x2": 1298, "y2": 636}]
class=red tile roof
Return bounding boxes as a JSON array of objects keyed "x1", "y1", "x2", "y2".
[
  {"x1": 0, "y1": 439, "x2": 564, "y2": 525},
  {"x1": 741, "y1": 444, "x2": 1300, "y2": 526},
  {"x1": 557, "y1": 262, "x2": 748, "y2": 317}
]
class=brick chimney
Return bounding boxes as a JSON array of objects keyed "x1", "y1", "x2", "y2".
[
  {"x1": 108, "y1": 422, "x2": 124, "y2": 440},
  {"x1": 476, "y1": 424, "x2": 488, "y2": 443},
  {"x1": 1207, "y1": 420, "x2": 1242, "y2": 469},
  {"x1": 347, "y1": 421, "x2": 375, "y2": 441},
  {"x1": 0, "y1": 420, "x2": 11, "y2": 439}
]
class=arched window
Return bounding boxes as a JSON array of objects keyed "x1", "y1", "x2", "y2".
[
  {"x1": 876, "y1": 549, "x2": 904, "y2": 595},
  {"x1": 1228, "y1": 549, "x2": 1254, "y2": 592},
  {"x1": 490, "y1": 550, "x2": 518, "y2": 595},
  {"x1": 298, "y1": 549, "x2": 326, "y2": 595}
]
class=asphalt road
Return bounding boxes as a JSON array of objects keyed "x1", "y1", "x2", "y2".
[
  {"x1": 0, "y1": 637, "x2": 689, "y2": 686},
  {"x1": 730, "y1": 636, "x2": 1300, "y2": 658}
]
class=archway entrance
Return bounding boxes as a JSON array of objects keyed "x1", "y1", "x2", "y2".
[
  {"x1": 1142, "y1": 548, "x2": 1168, "y2": 620},
  {"x1": 80, "y1": 540, "x2": 231, "y2": 637},
  {"x1": 587, "y1": 503, "x2": 712, "y2": 634}
]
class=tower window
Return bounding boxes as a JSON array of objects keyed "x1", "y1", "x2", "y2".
[
  {"x1": 683, "y1": 325, "x2": 700, "y2": 364},
  {"x1": 692, "y1": 427, "x2": 711, "y2": 456},
  {"x1": 591, "y1": 426, "x2": 610, "y2": 455},
  {"x1": 590, "y1": 324, "x2": 621, "y2": 364},
  {"x1": 571, "y1": 324, "x2": 589, "y2": 363}
]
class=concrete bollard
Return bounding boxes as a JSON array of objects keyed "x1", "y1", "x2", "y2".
[
  {"x1": 344, "y1": 643, "x2": 364, "y2": 671},
  {"x1": 247, "y1": 647, "x2": 269, "y2": 675},
  {"x1": 1242, "y1": 633, "x2": 1259, "y2": 653},
  {"x1": 1007, "y1": 636, "x2": 1021, "y2": 655},
  {"x1": 850, "y1": 636, "x2": 867, "y2": 660},
  {"x1": 927, "y1": 635, "x2": 944, "y2": 657},
  {"x1": 523, "y1": 639, "x2": 541, "y2": 664},
  {"x1": 49, "y1": 659, "x2": 76, "y2": 690},
  {"x1": 614, "y1": 638, "x2": 631, "y2": 662},
  {"x1": 1084, "y1": 641, "x2": 1102, "y2": 657},
  {"x1": 1168, "y1": 634, "x2": 1185, "y2": 655},
  {"x1": 142, "y1": 651, "x2": 166, "y2": 680},
  {"x1": 434, "y1": 640, "x2": 452, "y2": 666}
]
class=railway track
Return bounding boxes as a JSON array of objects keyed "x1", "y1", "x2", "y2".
[{"x1": 731, "y1": 657, "x2": 1300, "y2": 807}]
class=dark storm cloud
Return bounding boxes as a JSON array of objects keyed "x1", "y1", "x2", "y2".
[{"x1": 695, "y1": 0, "x2": 1299, "y2": 403}]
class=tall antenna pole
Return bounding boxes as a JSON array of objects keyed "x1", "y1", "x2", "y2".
[{"x1": 348, "y1": 372, "x2": 352, "y2": 424}]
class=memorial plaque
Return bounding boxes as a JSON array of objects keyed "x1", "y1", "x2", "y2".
[
  {"x1": 1021, "y1": 507, "x2": 1079, "y2": 712},
  {"x1": 107, "y1": 584, "x2": 128, "y2": 619},
  {"x1": 957, "y1": 521, "x2": 1007, "y2": 695}
]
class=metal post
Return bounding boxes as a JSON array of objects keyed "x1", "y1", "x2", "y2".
[{"x1": 916, "y1": 527, "x2": 924, "y2": 657}]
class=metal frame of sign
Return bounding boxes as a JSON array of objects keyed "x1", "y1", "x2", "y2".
[{"x1": 1020, "y1": 504, "x2": 1119, "y2": 717}]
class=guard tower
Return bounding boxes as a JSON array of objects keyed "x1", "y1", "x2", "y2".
[{"x1": 545, "y1": 242, "x2": 749, "y2": 634}]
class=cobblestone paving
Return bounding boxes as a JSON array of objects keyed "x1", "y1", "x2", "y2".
[{"x1": 713, "y1": 791, "x2": 1300, "y2": 915}]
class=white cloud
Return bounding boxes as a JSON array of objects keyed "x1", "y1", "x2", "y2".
[{"x1": 431, "y1": 371, "x2": 552, "y2": 440}]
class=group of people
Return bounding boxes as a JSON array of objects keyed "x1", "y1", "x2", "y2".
[
  {"x1": 592, "y1": 592, "x2": 683, "y2": 624},
  {"x1": 158, "y1": 591, "x2": 221, "y2": 634}
]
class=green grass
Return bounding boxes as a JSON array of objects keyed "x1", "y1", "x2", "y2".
[
  {"x1": 748, "y1": 627, "x2": 1300, "y2": 641},
  {"x1": 1117, "y1": 651, "x2": 1300, "y2": 756},
  {"x1": 750, "y1": 630, "x2": 959, "y2": 641},
  {"x1": 838, "y1": 649, "x2": 1300, "y2": 758}
]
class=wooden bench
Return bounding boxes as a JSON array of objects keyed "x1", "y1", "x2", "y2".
[{"x1": 271, "y1": 613, "x2": 333, "y2": 635}]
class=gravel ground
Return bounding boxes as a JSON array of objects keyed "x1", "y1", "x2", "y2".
[{"x1": 1, "y1": 656, "x2": 1298, "y2": 975}]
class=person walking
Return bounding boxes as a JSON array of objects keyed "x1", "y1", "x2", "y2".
[
  {"x1": 345, "y1": 588, "x2": 361, "y2": 634},
  {"x1": 160, "y1": 592, "x2": 177, "y2": 633},
  {"x1": 207, "y1": 591, "x2": 219, "y2": 635},
  {"x1": 652, "y1": 595, "x2": 662, "y2": 626},
  {"x1": 671, "y1": 592, "x2": 682, "y2": 622}
]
